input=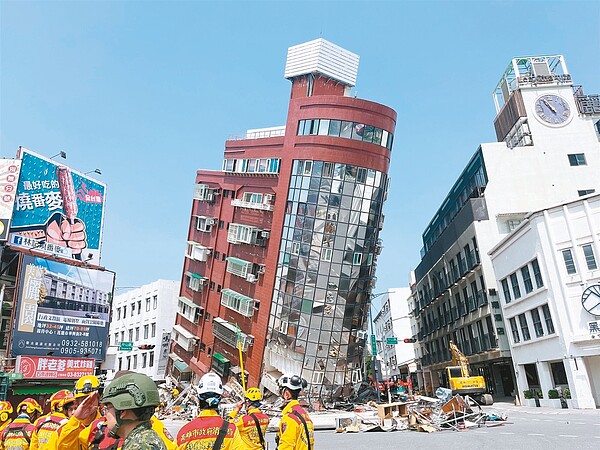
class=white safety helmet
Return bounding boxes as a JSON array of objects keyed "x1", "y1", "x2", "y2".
[
  {"x1": 197, "y1": 372, "x2": 223, "y2": 397},
  {"x1": 277, "y1": 373, "x2": 307, "y2": 392}
]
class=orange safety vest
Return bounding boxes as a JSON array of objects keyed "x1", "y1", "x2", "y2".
[
  {"x1": 33, "y1": 413, "x2": 67, "y2": 449},
  {"x1": 234, "y1": 408, "x2": 269, "y2": 450}
]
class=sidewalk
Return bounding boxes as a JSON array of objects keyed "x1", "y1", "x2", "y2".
[{"x1": 483, "y1": 398, "x2": 600, "y2": 416}]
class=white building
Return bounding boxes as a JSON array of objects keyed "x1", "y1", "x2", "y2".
[
  {"x1": 413, "y1": 55, "x2": 600, "y2": 398},
  {"x1": 490, "y1": 194, "x2": 600, "y2": 409},
  {"x1": 103, "y1": 279, "x2": 178, "y2": 381},
  {"x1": 373, "y1": 287, "x2": 416, "y2": 380}
]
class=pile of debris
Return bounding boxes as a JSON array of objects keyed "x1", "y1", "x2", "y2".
[{"x1": 335, "y1": 394, "x2": 508, "y2": 434}]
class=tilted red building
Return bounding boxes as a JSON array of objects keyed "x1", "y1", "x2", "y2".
[{"x1": 171, "y1": 39, "x2": 396, "y2": 403}]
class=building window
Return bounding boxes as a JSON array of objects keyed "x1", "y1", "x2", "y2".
[
  {"x1": 128, "y1": 329, "x2": 133, "y2": 341},
  {"x1": 353, "y1": 253, "x2": 362, "y2": 265},
  {"x1": 510, "y1": 273, "x2": 521, "y2": 299},
  {"x1": 561, "y1": 249, "x2": 577, "y2": 274},
  {"x1": 117, "y1": 308, "x2": 121, "y2": 320},
  {"x1": 144, "y1": 325, "x2": 149, "y2": 339},
  {"x1": 521, "y1": 266, "x2": 533, "y2": 294},
  {"x1": 153, "y1": 295, "x2": 158, "y2": 309},
  {"x1": 137, "y1": 300, "x2": 141, "y2": 314},
  {"x1": 501, "y1": 279, "x2": 511, "y2": 304},
  {"x1": 135, "y1": 327, "x2": 139, "y2": 341},
  {"x1": 518, "y1": 313, "x2": 530, "y2": 341},
  {"x1": 567, "y1": 153, "x2": 587, "y2": 166},
  {"x1": 123, "y1": 306, "x2": 127, "y2": 317},
  {"x1": 531, "y1": 258, "x2": 544, "y2": 288},
  {"x1": 146, "y1": 298, "x2": 150, "y2": 312},
  {"x1": 149, "y1": 352, "x2": 154, "y2": 367},
  {"x1": 542, "y1": 304, "x2": 555, "y2": 334},
  {"x1": 321, "y1": 248, "x2": 332, "y2": 262},
  {"x1": 578, "y1": 189, "x2": 596, "y2": 197},
  {"x1": 531, "y1": 308, "x2": 544, "y2": 338},
  {"x1": 582, "y1": 244, "x2": 598, "y2": 270},
  {"x1": 509, "y1": 317, "x2": 520, "y2": 343},
  {"x1": 151, "y1": 323, "x2": 156, "y2": 338},
  {"x1": 142, "y1": 353, "x2": 147, "y2": 368}
]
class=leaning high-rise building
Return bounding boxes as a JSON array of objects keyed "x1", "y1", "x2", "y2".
[{"x1": 170, "y1": 39, "x2": 396, "y2": 405}]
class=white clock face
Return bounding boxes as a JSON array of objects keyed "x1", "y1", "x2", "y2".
[
  {"x1": 582, "y1": 285, "x2": 600, "y2": 316},
  {"x1": 534, "y1": 94, "x2": 572, "y2": 127}
]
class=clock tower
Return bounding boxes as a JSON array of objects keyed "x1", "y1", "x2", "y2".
[{"x1": 492, "y1": 55, "x2": 600, "y2": 148}]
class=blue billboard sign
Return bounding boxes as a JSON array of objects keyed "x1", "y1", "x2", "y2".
[
  {"x1": 9, "y1": 148, "x2": 106, "y2": 266},
  {"x1": 10, "y1": 254, "x2": 115, "y2": 360}
]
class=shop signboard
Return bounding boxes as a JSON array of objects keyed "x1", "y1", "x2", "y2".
[
  {"x1": 9, "y1": 148, "x2": 106, "y2": 266},
  {"x1": 16, "y1": 355, "x2": 94, "y2": 379},
  {"x1": 11, "y1": 254, "x2": 115, "y2": 360},
  {"x1": 0, "y1": 159, "x2": 21, "y2": 241}
]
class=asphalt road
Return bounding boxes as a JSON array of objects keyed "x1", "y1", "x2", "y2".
[{"x1": 163, "y1": 401, "x2": 600, "y2": 449}]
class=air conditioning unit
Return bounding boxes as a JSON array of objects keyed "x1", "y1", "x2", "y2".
[
  {"x1": 246, "y1": 273, "x2": 258, "y2": 283},
  {"x1": 246, "y1": 335, "x2": 255, "y2": 346},
  {"x1": 488, "y1": 288, "x2": 497, "y2": 296},
  {"x1": 206, "y1": 218, "x2": 217, "y2": 226},
  {"x1": 357, "y1": 330, "x2": 368, "y2": 340},
  {"x1": 257, "y1": 265, "x2": 266, "y2": 274},
  {"x1": 261, "y1": 231, "x2": 270, "y2": 239},
  {"x1": 265, "y1": 194, "x2": 275, "y2": 204}
]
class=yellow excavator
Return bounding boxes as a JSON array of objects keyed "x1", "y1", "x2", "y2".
[{"x1": 446, "y1": 340, "x2": 493, "y2": 405}]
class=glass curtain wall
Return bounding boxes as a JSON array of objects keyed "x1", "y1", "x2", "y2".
[{"x1": 266, "y1": 159, "x2": 387, "y2": 402}]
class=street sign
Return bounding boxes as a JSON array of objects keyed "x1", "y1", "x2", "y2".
[
  {"x1": 119, "y1": 341, "x2": 134, "y2": 351},
  {"x1": 371, "y1": 335, "x2": 377, "y2": 355},
  {"x1": 7, "y1": 372, "x2": 23, "y2": 381},
  {"x1": 386, "y1": 337, "x2": 398, "y2": 345}
]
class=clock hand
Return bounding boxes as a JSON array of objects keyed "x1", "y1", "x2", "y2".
[{"x1": 542, "y1": 98, "x2": 557, "y2": 113}]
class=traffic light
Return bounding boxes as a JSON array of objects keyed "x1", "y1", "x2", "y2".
[
  {"x1": 138, "y1": 344, "x2": 155, "y2": 350},
  {"x1": 403, "y1": 338, "x2": 416, "y2": 343}
]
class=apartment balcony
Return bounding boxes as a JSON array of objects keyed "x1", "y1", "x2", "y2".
[{"x1": 231, "y1": 198, "x2": 274, "y2": 211}]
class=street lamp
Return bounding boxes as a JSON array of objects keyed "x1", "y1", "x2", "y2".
[
  {"x1": 85, "y1": 168, "x2": 102, "y2": 175},
  {"x1": 50, "y1": 151, "x2": 67, "y2": 160}
]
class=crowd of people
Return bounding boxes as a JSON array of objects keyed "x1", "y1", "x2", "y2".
[{"x1": 0, "y1": 371, "x2": 315, "y2": 450}]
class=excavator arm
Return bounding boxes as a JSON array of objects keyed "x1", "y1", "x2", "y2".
[{"x1": 449, "y1": 340, "x2": 471, "y2": 378}]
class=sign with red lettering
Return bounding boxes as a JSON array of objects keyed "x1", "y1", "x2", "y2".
[{"x1": 16, "y1": 355, "x2": 95, "y2": 379}]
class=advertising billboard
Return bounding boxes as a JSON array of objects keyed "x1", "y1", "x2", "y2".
[
  {"x1": 0, "y1": 159, "x2": 22, "y2": 241},
  {"x1": 9, "y1": 148, "x2": 106, "y2": 266},
  {"x1": 11, "y1": 254, "x2": 115, "y2": 360},
  {"x1": 16, "y1": 355, "x2": 95, "y2": 379}
]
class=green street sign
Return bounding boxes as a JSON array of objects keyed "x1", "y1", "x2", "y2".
[
  {"x1": 371, "y1": 335, "x2": 377, "y2": 355},
  {"x1": 7, "y1": 373, "x2": 23, "y2": 381},
  {"x1": 119, "y1": 341, "x2": 134, "y2": 351},
  {"x1": 386, "y1": 337, "x2": 398, "y2": 345}
]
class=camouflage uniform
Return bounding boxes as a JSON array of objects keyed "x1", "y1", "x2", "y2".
[{"x1": 122, "y1": 422, "x2": 166, "y2": 450}]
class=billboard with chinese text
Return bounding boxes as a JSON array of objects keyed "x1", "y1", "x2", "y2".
[
  {"x1": 16, "y1": 355, "x2": 95, "y2": 379},
  {"x1": 9, "y1": 148, "x2": 106, "y2": 265},
  {"x1": 0, "y1": 159, "x2": 22, "y2": 241},
  {"x1": 11, "y1": 254, "x2": 114, "y2": 360}
]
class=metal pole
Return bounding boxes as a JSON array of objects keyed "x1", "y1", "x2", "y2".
[{"x1": 369, "y1": 302, "x2": 381, "y2": 403}]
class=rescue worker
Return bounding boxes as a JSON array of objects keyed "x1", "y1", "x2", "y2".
[
  {"x1": 276, "y1": 374, "x2": 314, "y2": 450},
  {"x1": 100, "y1": 372, "x2": 166, "y2": 450},
  {"x1": 1, "y1": 398, "x2": 43, "y2": 450},
  {"x1": 30, "y1": 390, "x2": 75, "y2": 450},
  {"x1": 55, "y1": 375, "x2": 102, "y2": 449},
  {"x1": 0, "y1": 401, "x2": 13, "y2": 434},
  {"x1": 176, "y1": 373, "x2": 243, "y2": 450},
  {"x1": 229, "y1": 388, "x2": 269, "y2": 450}
]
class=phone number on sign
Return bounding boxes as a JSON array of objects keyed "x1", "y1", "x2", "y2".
[{"x1": 60, "y1": 340, "x2": 104, "y2": 355}]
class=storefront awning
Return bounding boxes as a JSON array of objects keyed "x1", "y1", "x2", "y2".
[
  {"x1": 173, "y1": 360, "x2": 190, "y2": 373},
  {"x1": 12, "y1": 384, "x2": 72, "y2": 395}
]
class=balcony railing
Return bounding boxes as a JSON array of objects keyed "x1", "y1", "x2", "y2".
[{"x1": 231, "y1": 199, "x2": 274, "y2": 211}]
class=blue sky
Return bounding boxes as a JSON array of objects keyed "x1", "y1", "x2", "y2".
[{"x1": 1, "y1": 1, "x2": 599, "y2": 296}]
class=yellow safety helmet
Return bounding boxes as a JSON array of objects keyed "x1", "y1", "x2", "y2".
[
  {"x1": 49, "y1": 389, "x2": 71, "y2": 411},
  {"x1": 0, "y1": 401, "x2": 13, "y2": 423},
  {"x1": 245, "y1": 387, "x2": 262, "y2": 402},
  {"x1": 17, "y1": 398, "x2": 42, "y2": 416},
  {"x1": 73, "y1": 375, "x2": 100, "y2": 398}
]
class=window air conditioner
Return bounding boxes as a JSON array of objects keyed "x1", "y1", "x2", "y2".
[
  {"x1": 261, "y1": 231, "x2": 270, "y2": 239},
  {"x1": 246, "y1": 274, "x2": 258, "y2": 283},
  {"x1": 357, "y1": 330, "x2": 368, "y2": 340},
  {"x1": 258, "y1": 265, "x2": 266, "y2": 274}
]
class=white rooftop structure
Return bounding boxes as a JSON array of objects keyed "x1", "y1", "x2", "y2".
[{"x1": 284, "y1": 38, "x2": 359, "y2": 87}]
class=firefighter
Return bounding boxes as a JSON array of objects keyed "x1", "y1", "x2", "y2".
[
  {"x1": 229, "y1": 388, "x2": 269, "y2": 450},
  {"x1": 0, "y1": 402, "x2": 13, "y2": 435},
  {"x1": 100, "y1": 372, "x2": 166, "y2": 450},
  {"x1": 55, "y1": 375, "x2": 102, "y2": 449},
  {"x1": 176, "y1": 373, "x2": 243, "y2": 450},
  {"x1": 31, "y1": 390, "x2": 75, "y2": 450},
  {"x1": 1, "y1": 398, "x2": 43, "y2": 450},
  {"x1": 276, "y1": 374, "x2": 314, "y2": 450}
]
